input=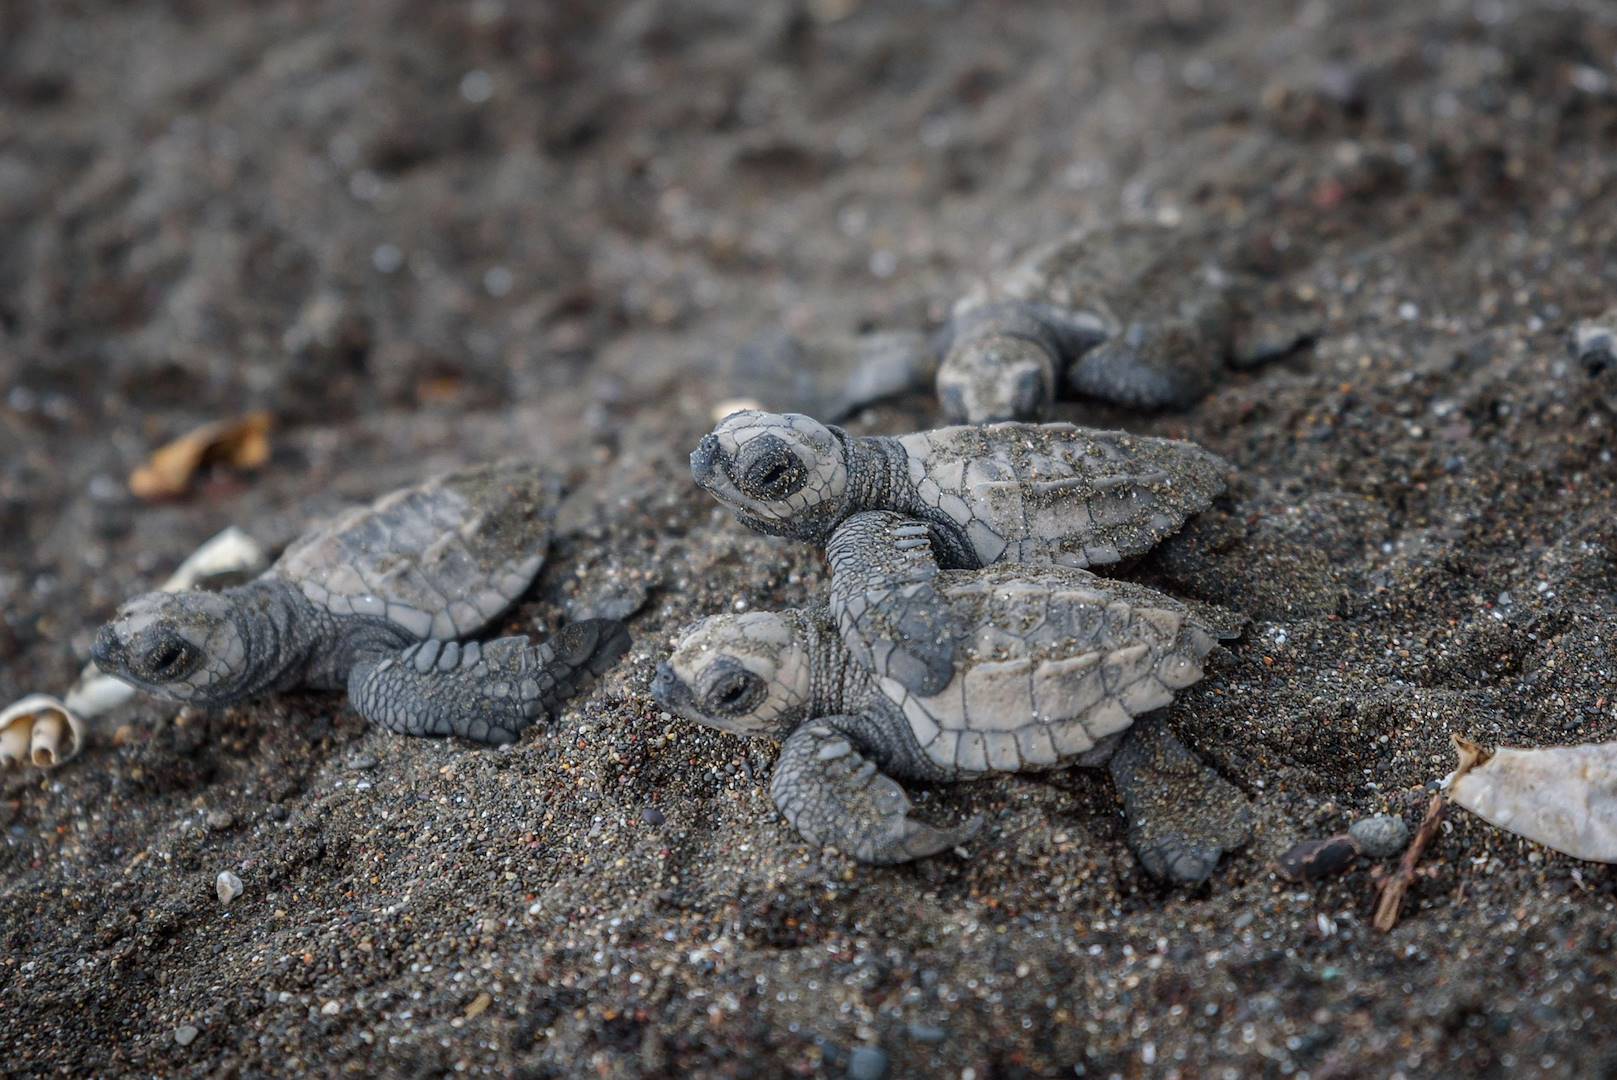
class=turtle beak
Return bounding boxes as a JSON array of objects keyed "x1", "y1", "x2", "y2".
[
  {"x1": 689, "y1": 435, "x2": 722, "y2": 488},
  {"x1": 650, "y1": 662, "x2": 693, "y2": 715},
  {"x1": 91, "y1": 624, "x2": 127, "y2": 671}
]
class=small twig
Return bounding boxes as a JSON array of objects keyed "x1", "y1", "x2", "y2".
[{"x1": 1372, "y1": 790, "x2": 1445, "y2": 933}]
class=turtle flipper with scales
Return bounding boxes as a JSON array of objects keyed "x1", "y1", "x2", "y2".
[
  {"x1": 691, "y1": 411, "x2": 1230, "y2": 569},
  {"x1": 652, "y1": 515, "x2": 1248, "y2": 881},
  {"x1": 92, "y1": 462, "x2": 629, "y2": 745}
]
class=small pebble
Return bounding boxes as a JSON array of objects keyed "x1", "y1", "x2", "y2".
[
  {"x1": 321, "y1": 1000, "x2": 341, "y2": 1016},
  {"x1": 641, "y1": 806, "x2": 666, "y2": 826},
  {"x1": 174, "y1": 1025, "x2": 199, "y2": 1047},
  {"x1": 216, "y1": 870, "x2": 243, "y2": 905},
  {"x1": 846, "y1": 1046, "x2": 889, "y2": 1080},
  {"x1": 1349, "y1": 814, "x2": 1411, "y2": 859},
  {"x1": 205, "y1": 810, "x2": 234, "y2": 831}
]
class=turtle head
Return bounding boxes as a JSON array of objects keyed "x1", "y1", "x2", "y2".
[
  {"x1": 689, "y1": 410, "x2": 851, "y2": 541},
  {"x1": 937, "y1": 336, "x2": 1054, "y2": 424},
  {"x1": 651, "y1": 611, "x2": 813, "y2": 738},
  {"x1": 92, "y1": 590, "x2": 251, "y2": 705}
]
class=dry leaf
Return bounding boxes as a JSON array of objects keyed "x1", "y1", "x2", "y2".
[
  {"x1": 1446, "y1": 736, "x2": 1617, "y2": 863},
  {"x1": 129, "y1": 412, "x2": 273, "y2": 500}
]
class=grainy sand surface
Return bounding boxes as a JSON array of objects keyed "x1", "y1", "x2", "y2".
[{"x1": 3, "y1": 1, "x2": 1616, "y2": 1075}]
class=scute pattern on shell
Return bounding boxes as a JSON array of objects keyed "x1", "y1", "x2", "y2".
[
  {"x1": 895, "y1": 422, "x2": 1230, "y2": 568},
  {"x1": 273, "y1": 461, "x2": 558, "y2": 641},
  {"x1": 871, "y1": 563, "x2": 1223, "y2": 776}
]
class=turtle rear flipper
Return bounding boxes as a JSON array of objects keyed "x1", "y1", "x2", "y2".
[
  {"x1": 770, "y1": 720, "x2": 982, "y2": 864},
  {"x1": 348, "y1": 619, "x2": 630, "y2": 745},
  {"x1": 1107, "y1": 717, "x2": 1252, "y2": 885}
]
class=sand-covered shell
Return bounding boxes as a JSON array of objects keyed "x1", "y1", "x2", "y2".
[
  {"x1": 273, "y1": 462, "x2": 558, "y2": 641},
  {"x1": 1446, "y1": 737, "x2": 1617, "y2": 863},
  {"x1": 893, "y1": 422, "x2": 1230, "y2": 568},
  {"x1": 955, "y1": 222, "x2": 1225, "y2": 332},
  {"x1": 877, "y1": 564, "x2": 1224, "y2": 775}
]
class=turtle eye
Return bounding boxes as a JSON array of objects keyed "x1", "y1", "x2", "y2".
[
  {"x1": 705, "y1": 669, "x2": 766, "y2": 717},
  {"x1": 737, "y1": 435, "x2": 808, "y2": 501},
  {"x1": 144, "y1": 638, "x2": 195, "y2": 678}
]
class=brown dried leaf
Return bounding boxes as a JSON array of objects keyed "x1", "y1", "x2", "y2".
[{"x1": 129, "y1": 412, "x2": 273, "y2": 500}]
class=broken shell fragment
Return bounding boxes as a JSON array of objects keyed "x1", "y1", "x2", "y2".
[
  {"x1": 0, "y1": 695, "x2": 84, "y2": 769},
  {"x1": 1446, "y1": 736, "x2": 1617, "y2": 863}
]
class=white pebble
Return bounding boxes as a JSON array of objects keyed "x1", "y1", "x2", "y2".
[
  {"x1": 459, "y1": 70, "x2": 494, "y2": 104},
  {"x1": 216, "y1": 870, "x2": 243, "y2": 905},
  {"x1": 371, "y1": 244, "x2": 403, "y2": 274}
]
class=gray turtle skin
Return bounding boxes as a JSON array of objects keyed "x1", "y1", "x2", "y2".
[
  {"x1": 1571, "y1": 307, "x2": 1617, "y2": 408},
  {"x1": 91, "y1": 462, "x2": 629, "y2": 745},
  {"x1": 651, "y1": 511, "x2": 1250, "y2": 882},
  {"x1": 937, "y1": 222, "x2": 1317, "y2": 423},
  {"x1": 691, "y1": 410, "x2": 1229, "y2": 566},
  {"x1": 727, "y1": 327, "x2": 936, "y2": 422}
]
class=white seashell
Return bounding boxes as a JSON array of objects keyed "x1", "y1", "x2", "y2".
[
  {"x1": 2, "y1": 526, "x2": 268, "y2": 771},
  {"x1": 1446, "y1": 737, "x2": 1617, "y2": 863},
  {"x1": 0, "y1": 695, "x2": 83, "y2": 769},
  {"x1": 158, "y1": 526, "x2": 265, "y2": 592},
  {"x1": 711, "y1": 398, "x2": 766, "y2": 424}
]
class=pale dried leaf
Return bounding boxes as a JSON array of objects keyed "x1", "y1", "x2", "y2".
[{"x1": 1447, "y1": 738, "x2": 1617, "y2": 863}]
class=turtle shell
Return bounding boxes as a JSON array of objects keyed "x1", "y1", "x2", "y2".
[
  {"x1": 873, "y1": 564, "x2": 1224, "y2": 777},
  {"x1": 953, "y1": 222, "x2": 1229, "y2": 331},
  {"x1": 894, "y1": 422, "x2": 1229, "y2": 569},
  {"x1": 273, "y1": 462, "x2": 559, "y2": 641}
]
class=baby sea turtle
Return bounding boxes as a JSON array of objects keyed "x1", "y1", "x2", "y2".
[
  {"x1": 92, "y1": 462, "x2": 629, "y2": 745},
  {"x1": 652, "y1": 511, "x2": 1250, "y2": 882},
  {"x1": 936, "y1": 222, "x2": 1316, "y2": 423},
  {"x1": 692, "y1": 410, "x2": 1227, "y2": 564}
]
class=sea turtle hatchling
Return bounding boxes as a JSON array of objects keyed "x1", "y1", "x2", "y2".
[
  {"x1": 692, "y1": 410, "x2": 1229, "y2": 693},
  {"x1": 652, "y1": 511, "x2": 1251, "y2": 882},
  {"x1": 91, "y1": 462, "x2": 630, "y2": 745},
  {"x1": 935, "y1": 222, "x2": 1317, "y2": 423}
]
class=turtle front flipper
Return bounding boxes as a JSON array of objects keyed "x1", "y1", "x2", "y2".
[
  {"x1": 826, "y1": 511, "x2": 964, "y2": 697},
  {"x1": 1065, "y1": 319, "x2": 1219, "y2": 410},
  {"x1": 348, "y1": 620, "x2": 630, "y2": 745},
  {"x1": 771, "y1": 720, "x2": 983, "y2": 864},
  {"x1": 1107, "y1": 717, "x2": 1252, "y2": 885}
]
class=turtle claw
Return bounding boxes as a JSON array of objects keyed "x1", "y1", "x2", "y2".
[{"x1": 1128, "y1": 829, "x2": 1230, "y2": 886}]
